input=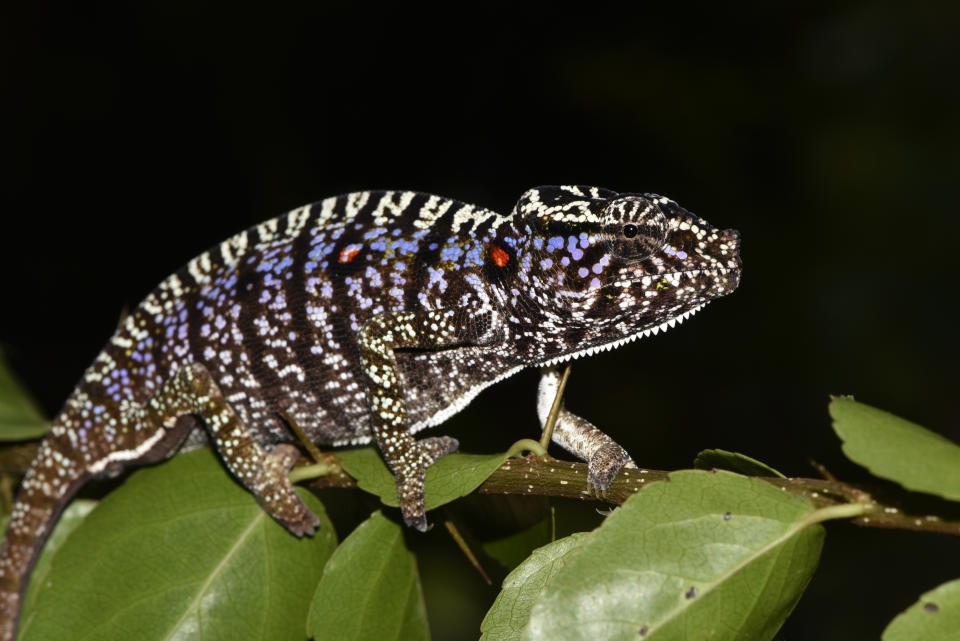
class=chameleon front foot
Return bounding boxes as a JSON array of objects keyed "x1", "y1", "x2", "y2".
[
  {"x1": 586, "y1": 444, "x2": 636, "y2": 497},
  {"x1": 393, "y1": 435, "x2": 459, "y2": 532}
]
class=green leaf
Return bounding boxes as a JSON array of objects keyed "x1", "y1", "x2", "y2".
[
  {"x1": 522, "y1": 470, "x2": 825, "y2": 641},
  {"x1": 0, "y1": 348, "x2": 49, "y2": 441},
  {"x1": 483, "y1": 517, "x2": 553, "y2": 571},
  {"x1": 694, "y1": 449, "x2": 785, "y2": 477},
  {"x1": 883, "y1": 577, "x2": 960, "y2": 641},
  {"x1": 18, "y1": 448, "x2": 337, "y2": 641},
  {"x1": 307, "y1": 510, "x2": 429, "y2": 641},
  {"x1": 830, "y1": 396, "x2": 960, "y2": 501},
  {"x1": 480, "y1": 533, "x2": 588, "y2": 641},
  {"x1": 338, "y1": 447, "x2": 507, "y2": 510}
]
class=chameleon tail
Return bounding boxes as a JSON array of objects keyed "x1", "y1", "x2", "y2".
[{"x1": 0, "y1": 435, "x2": 90, "y2": 641}]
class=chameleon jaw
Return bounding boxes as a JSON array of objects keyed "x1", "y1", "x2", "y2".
[{"x1": 536, "y1": 302, "x2": 706, "y2": 368}]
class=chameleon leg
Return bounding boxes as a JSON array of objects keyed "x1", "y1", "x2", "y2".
[
  {"x1": 537, "y1": 366, "x2": 637, "y2": 491},
  {"x1": 141, "y1": 362, "x2": 320, "y2": 536},
  {"x1": 358, "y1": 309, "x2": 497, "y2": 532}
]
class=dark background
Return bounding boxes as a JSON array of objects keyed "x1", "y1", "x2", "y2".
[{"x1": 3, "y1": 3, "x2": 959, "y2": 639}]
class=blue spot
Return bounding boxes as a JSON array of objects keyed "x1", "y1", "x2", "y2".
[
  {"x1": 592, "y1": 263, "x2": 603, "y2": 274},
  {"x1": 578, "y1": 267, "x2": 589, "y2": 277},
  {"x1": 579, "y1": 233, "x2": 589, "y2": 248},
  {"x1": 561, "y1": 256, "x2": 570, "y2": 266},
  {"x1": 274, "y1": 256, "x2": 293, "y2": 274},
  {"x1": 590, "y1": 277, "x2": 601, "y2": 289},
  {"x1": 571, "y1": 247, "x2": 584, "y2": 261},
  {"x1": 394, "y1": 238, "x2": 419, "y2": 254},
  {"x1": 533, "y1": 237, "x2": 544, "y2": 250},
  {"x1": 540, "y1": 258, "x2": 553, "y2": 269},
  {"x1": 441, "y1": 245, "x2": 463, "y2": 262},
  {"x1": 548, "y1": 236, "x2": 564, "y2": 251},
  {"x1": 677, "y1": 250, "x2": 688, "y2": 259}
]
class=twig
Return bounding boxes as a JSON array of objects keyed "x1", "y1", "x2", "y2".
[{"x1": 4, "y1": 441, "x2": 959, "y2": 536}]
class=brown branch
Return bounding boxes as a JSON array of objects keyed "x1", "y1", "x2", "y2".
[
  {"x1": 4, "y1": 442, "x2": 960, "y2": 536},
  {"x1": 473, "y1": 455, "x2": 960, "y2": 535}
]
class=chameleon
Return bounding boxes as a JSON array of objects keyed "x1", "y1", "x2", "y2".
[{"x1": 0, "y1": 185, "x2": 740, "y2": 637}]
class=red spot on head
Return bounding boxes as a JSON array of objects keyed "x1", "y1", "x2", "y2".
[
  {"x1": 490, "y1": 244, "x2": 509, "y2": 268},
  {"x1": 339, "y1": 246, "x2": 360, "y2": 264}
]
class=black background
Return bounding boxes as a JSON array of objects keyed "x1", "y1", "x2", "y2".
[{"x1": 3, "y1": 3, "x2": 959, "y2": 639}]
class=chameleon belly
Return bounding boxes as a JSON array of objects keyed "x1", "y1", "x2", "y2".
[{"x1": 0, "y1": 186, "x2": 741, "y2": 639}]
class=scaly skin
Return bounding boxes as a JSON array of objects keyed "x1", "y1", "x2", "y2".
[{"x1": 0, "y1": 186, "x2": 741, "y2": 638}]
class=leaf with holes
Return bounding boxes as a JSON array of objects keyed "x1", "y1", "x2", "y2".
[
  {"x1": 18, "y1": 449, "x2": 337, "y2": 641},
  {"x1": 338, "y1": 447, "x2": 508, "y2": 510},
  {"x1": 307, "y1": 510, "x2": 428, "y2": 641},
  {"x1": 522, "y1": 470, "x2": 826, "y2": 641},
  {"x1": 883, "y1": 578, "x2": 960, "y2": 640},
  {"x1": 830, "y1": 396, "x2": 960, "y2": 502}
]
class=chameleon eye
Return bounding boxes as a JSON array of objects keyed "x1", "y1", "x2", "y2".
[{"x1": 602, "y1": 196, "x2": 667, "y2": 259}]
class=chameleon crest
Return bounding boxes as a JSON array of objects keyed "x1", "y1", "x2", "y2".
[{"x1": 0, "y1": 185, "x2": 740, "y2": 639}]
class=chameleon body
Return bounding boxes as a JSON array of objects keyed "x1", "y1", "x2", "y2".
[{"x1": 0, "y1": 186, "x2": 740, "y2": 637}]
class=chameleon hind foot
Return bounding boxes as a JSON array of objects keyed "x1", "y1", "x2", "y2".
[
  {"x1": 148, "y1": 363, "x2": 320, "y2": 538},
  {"x1": 255, "y1": 444, "x2": 321, "y2": 537}
]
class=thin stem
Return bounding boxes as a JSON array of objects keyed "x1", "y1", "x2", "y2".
[{"x1": 539, "y1": 364, "x2": 572, "y2": 451}]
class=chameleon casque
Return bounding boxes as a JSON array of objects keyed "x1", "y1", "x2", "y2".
[{"x1": 0, "y1": 185, "x2": 740, "y2": 637}]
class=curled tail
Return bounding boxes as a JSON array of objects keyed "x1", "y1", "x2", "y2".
[{"x1": 0, "y1": 436, "x2": 90, "y2": 641}]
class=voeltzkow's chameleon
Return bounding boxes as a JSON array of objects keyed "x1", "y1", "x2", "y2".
[{"x1": 0, "y1": 185, "x2": 741, "y2": 638}]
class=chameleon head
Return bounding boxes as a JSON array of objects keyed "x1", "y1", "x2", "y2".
[{"x1": 507, "y1": 185, "x2": 741, "y2": 361}]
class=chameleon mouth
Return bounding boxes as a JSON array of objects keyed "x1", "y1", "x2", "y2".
[{"x1": 537, "y1": 303, "x2": 706, "y2": 368}]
